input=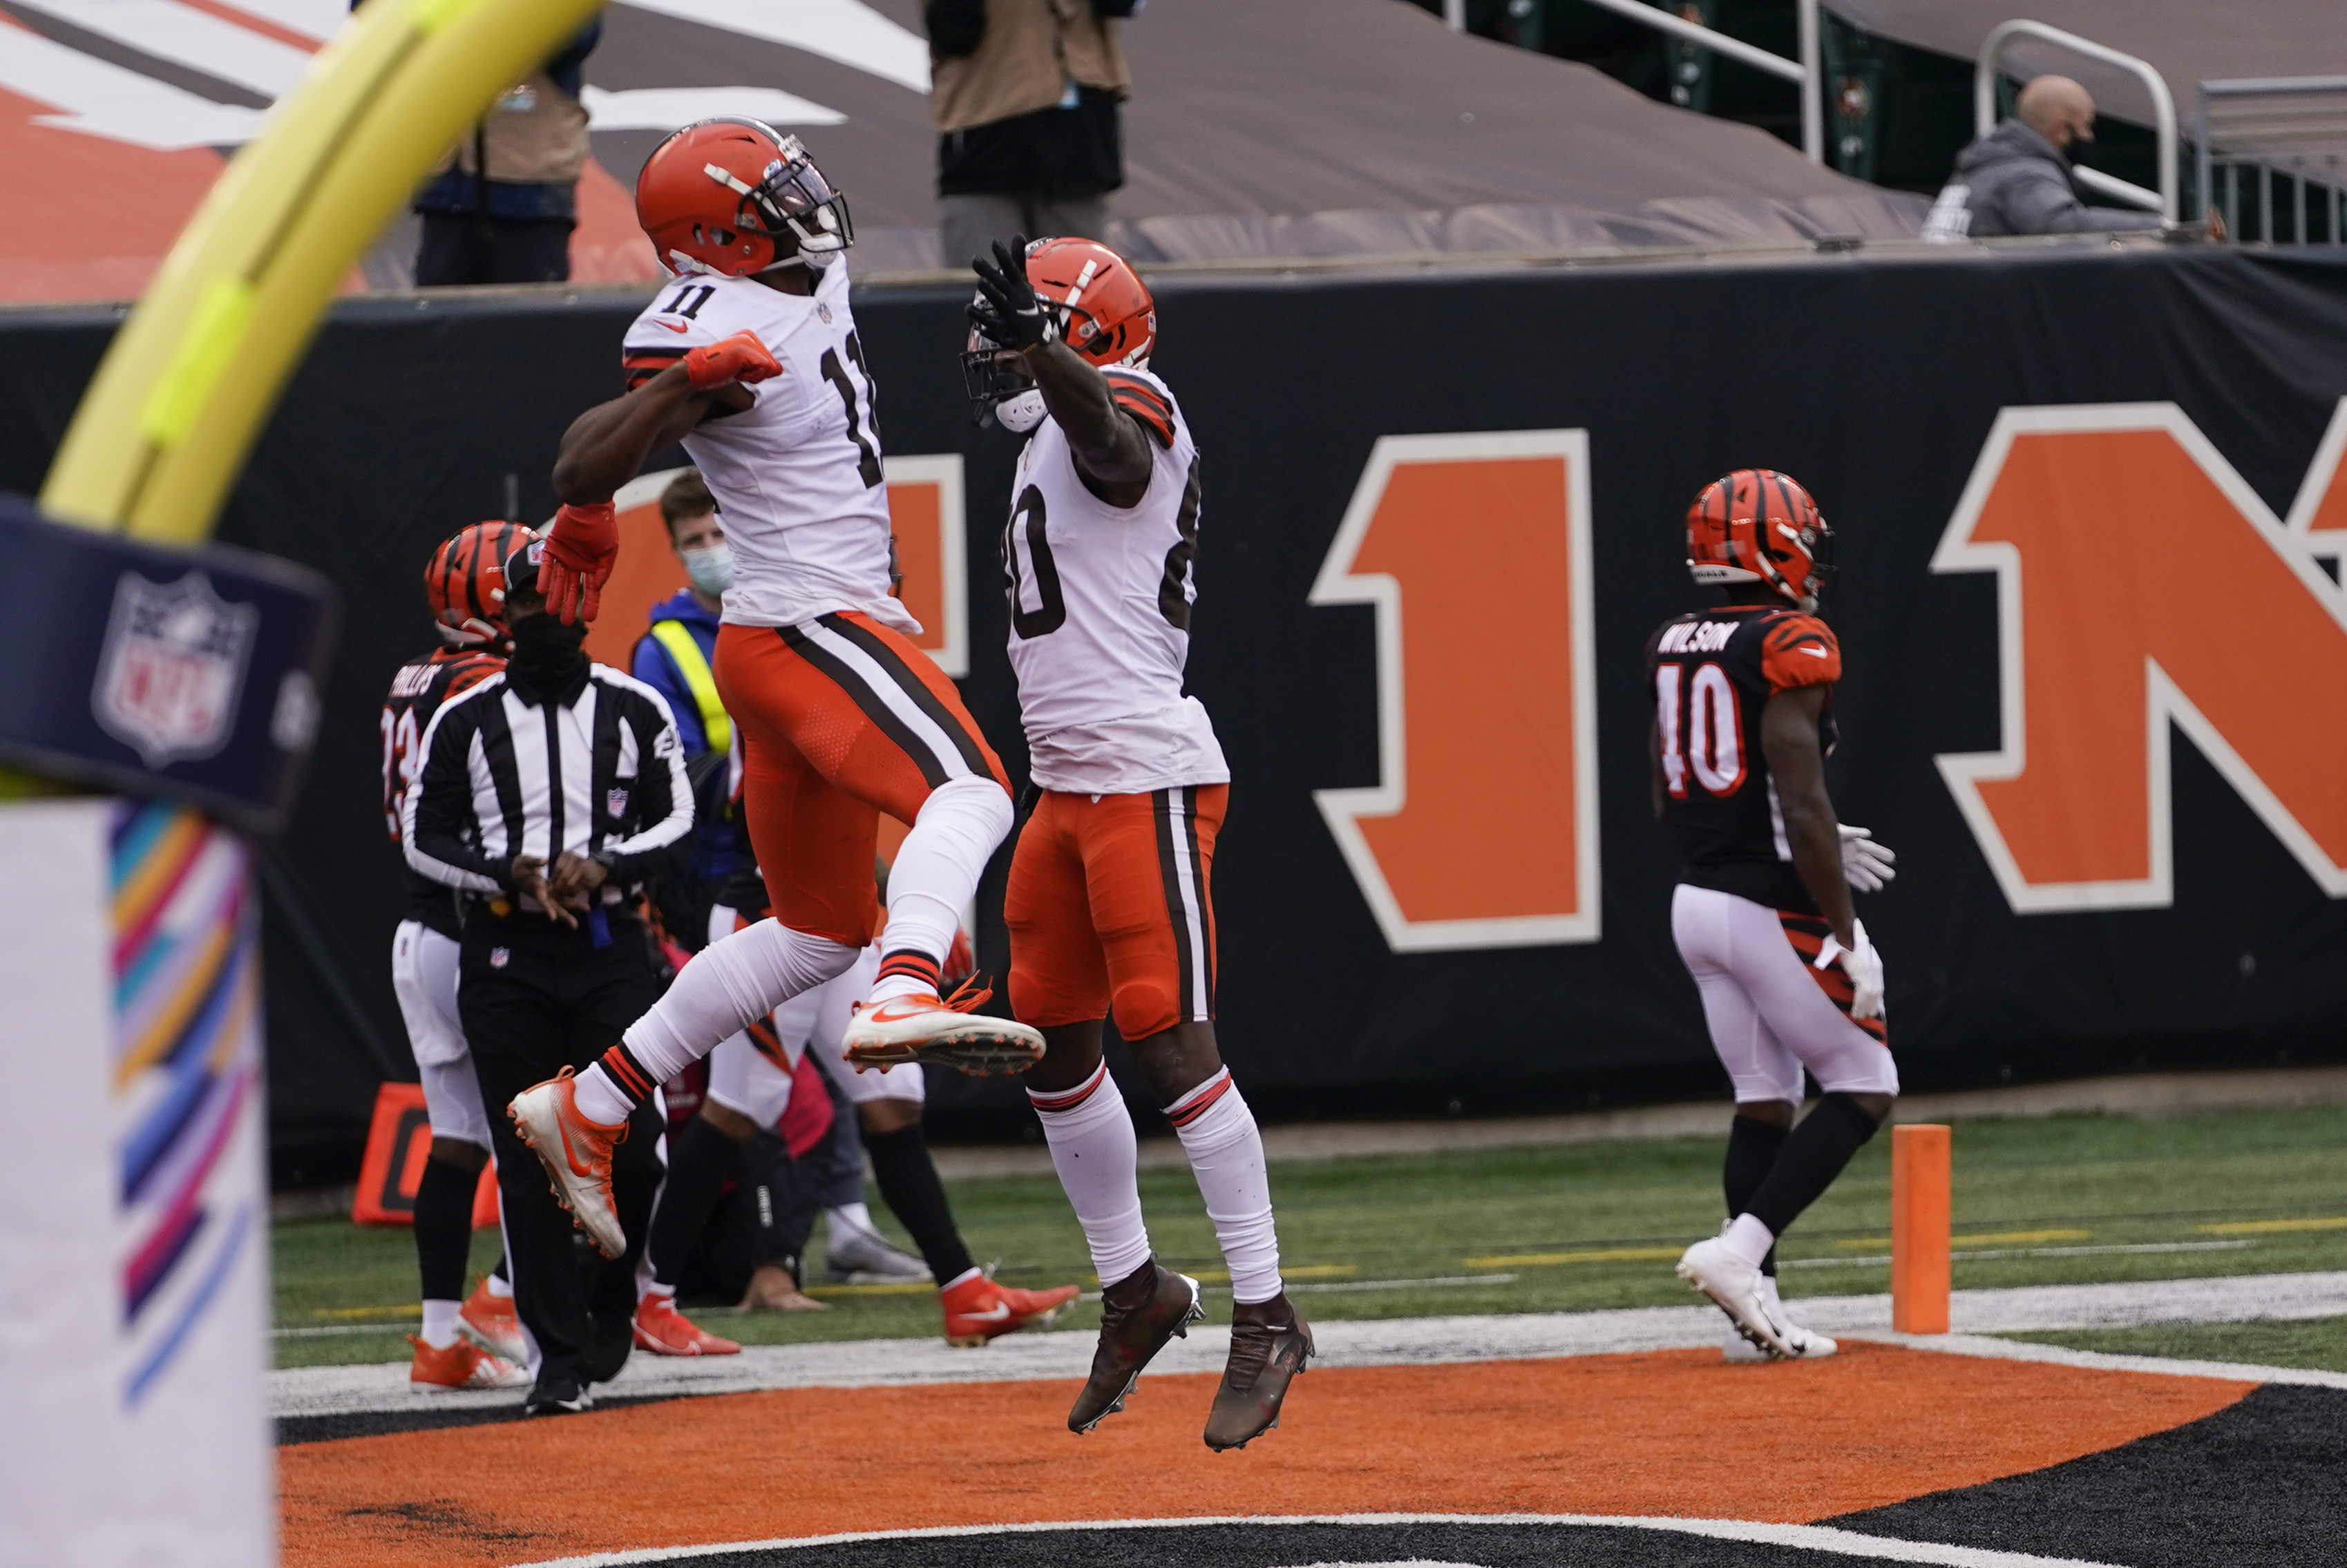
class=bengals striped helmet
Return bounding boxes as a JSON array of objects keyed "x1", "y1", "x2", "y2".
[
  {"x1": 424, "y1": 520, "x2": 534, "y2": 647},
  {"x1": 1685, "y1": 469, "x2": 1835, "y2": 613}
]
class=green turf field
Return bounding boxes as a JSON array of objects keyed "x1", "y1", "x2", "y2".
[
  {"x1": 271, "y1": 1102, "x2": 2347, "y2": 1369},
  {"x1": 1999, "y1": 1317, "x2": 2347, "y2": 1373}
]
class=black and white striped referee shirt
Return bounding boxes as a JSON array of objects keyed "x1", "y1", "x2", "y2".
[{"x1": 402, "y1": 664, "x2": 694, "y2": 907}]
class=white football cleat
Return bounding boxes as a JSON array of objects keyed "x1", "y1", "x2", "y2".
[
  {"x1": 1723, "y1": 1276, "x2": 1837, "y2": 1361},
  {"x1": 840, "y1": 990, "x2": 1045, "y2": 1078},
  {"x1": 508, "y1": 1071, "x2": 629, "y2": 1259},
  {"x1": 1678, "y1": 1235, "x2": 1796, "y2": 1359}
]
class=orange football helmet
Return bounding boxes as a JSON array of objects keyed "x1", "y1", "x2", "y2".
[
  {"x1": 962, "y1": 236, "x2": 1156, "y2": 426},
  {"x1": 1685, "y1": 469, "x2": 1834, "y2": 612},
  {"x1": 425, "y1": 520, "x2": 534, "y2": 647},
  {"x1": 1026, "y1": 236, "x2": 1155, "y2": 367},
  {"x1": 636, "y1": 120, "x2": 853, "y2": 278}
]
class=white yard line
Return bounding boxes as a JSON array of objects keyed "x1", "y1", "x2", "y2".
[
  {"x1": 273, "y1": 1270, "x2": 2347, "y2": 1421},
  {"x1": 508, "y1": 1511, "x2": 2126, "y2": 1568}
]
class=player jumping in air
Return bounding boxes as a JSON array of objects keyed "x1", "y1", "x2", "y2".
[
  {"x1": 503, "y1": 122, "x2": 1061, "y2": 1341},
  {"x1": 1650, "y1": 471, "x2": 1899, "y2": 1361},
  {"x1": 965, "y1": 237, "x2": 1311, "y2": 1447},
  {"x1": 384, "y1": 522, "x2": 536, "y2": 1390}
]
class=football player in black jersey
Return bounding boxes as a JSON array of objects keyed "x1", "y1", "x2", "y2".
[
  {"x1": 383, "y1": 521, "x2": 535, "y2": 1390},
  {"x1": 1646, "y1": 470, "x2": 1899, "y2": 1361}
]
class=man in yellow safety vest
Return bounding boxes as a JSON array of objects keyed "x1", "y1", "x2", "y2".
[{"x1": 630, "y1": 468, "x2": 740, "y2": 943}]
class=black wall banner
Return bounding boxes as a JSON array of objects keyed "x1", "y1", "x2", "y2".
[{"x1": 4, "y1": 246, "x2": 2345, "y2": 1167}]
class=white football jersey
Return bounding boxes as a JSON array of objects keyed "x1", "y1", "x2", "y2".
[
  {"x1": 1004, "y1": 365, "x2": 1227, "y2": 795},
  {"x1": 622, "y1": 263, "x2": 915, "y2": 635}
]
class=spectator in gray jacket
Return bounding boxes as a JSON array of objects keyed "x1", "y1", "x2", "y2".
[{"x1": 1923, "y1": 75, "x2": 2164, "y2": 240}]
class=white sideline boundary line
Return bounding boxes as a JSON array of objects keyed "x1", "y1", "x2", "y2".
[
  {"x1": 506, "y1": 1511, "x2": 2123, "y2": 1568},
  {"x1": 271, "y1": 1271, "x2": 2347, "y2": 1421}
]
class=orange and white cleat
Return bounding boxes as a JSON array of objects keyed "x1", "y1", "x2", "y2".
[
  {"x1": 631, "y1": 1293, "x2": 741, "y2": 1357},
  {"x1": 407, "y1": 1334, "x2": 529, "y2": 1391},
  {"x1": 458, "y1": 1277, "x2": 526, "y2": 1364},
  {"x1": 940, "y1": 1271, "x2": 1081, "y2": 1347},
  {"x1": 841, "y1": 983, "x2": 1045, "y2": 1078},
  {"x1": 508, "y1": 1069, "x2": 629, "y2": 1259}
]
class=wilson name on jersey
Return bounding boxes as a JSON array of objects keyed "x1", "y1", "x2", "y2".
[
  {"x1": 382, "y1": 648, "x2": 503, "y2": 934},
  {"x1": 1646, "y1": 606, "x2": 1841, "y2": 912},
  {"x1": 620, "y1": 264, "x2": 912, "y2": 635},
  {"x1": 1003, "y1": 365, "x2": 1226, "y2": 796}
]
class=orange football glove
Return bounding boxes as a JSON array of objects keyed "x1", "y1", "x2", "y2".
[
  {"x1": 685, "y1": 330, "x2": 782, "y2": 392},
  {"x1": 538, "y1": 501, "x2": 618, "y2": 626}
]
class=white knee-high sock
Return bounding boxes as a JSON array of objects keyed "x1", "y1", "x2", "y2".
[
  {"x1": 1028, "y1": 1061, "x2": 1152, "y2": 1286},
  {"x1": 571, "y1": 920, "x2": 859, "y2": 1124},
  {"x1": 1169, "y1": 1070, "x2": 1282, "y2": 1305},
  {"x1": 868, "y1": 776, "x2": 1013, "y2": 1004}
]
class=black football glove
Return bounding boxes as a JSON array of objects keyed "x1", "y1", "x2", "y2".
[{"x1": 968, "y1": 236, "x2": 1055, "y2": 353}]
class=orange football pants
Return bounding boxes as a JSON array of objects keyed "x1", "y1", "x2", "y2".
[
  {"x1": 714, "y1": 613, "x2": 1008, "y2": 948},
  {"x1": 1005, "y1": 784, "x2": 1225, "y2": 1042}
]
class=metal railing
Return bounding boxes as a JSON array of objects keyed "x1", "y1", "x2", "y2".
[
  {"x1": 2195, "y1": 77, "x2": 2347, "y2": 243},
  {"x1": 1974, "y1": 19, "x2": 2176, "y2": 221},
  {"x1": 1443, "y1": 0, "x2": 1822, "y2": 162}
]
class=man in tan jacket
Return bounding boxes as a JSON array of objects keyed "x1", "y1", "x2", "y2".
[
  {"x1": 412, "y1": 19, "x2": 600, "y2": 285},
  {"x1": 927, "y1": 0, "x2": 1137, "y2": 267}
]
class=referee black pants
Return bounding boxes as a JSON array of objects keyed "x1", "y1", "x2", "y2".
[{"x1": 459, "y1": 910, "x2": 666, "y2": 1390}]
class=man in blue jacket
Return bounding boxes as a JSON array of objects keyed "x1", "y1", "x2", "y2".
[{"x1": 631, "y1": 468, "x2": 738, "y2": 925}]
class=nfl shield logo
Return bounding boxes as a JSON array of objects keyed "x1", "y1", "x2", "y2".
[
  {"x1": 490, "y1": 947, "x2": 511, "y2": 970},
  {"x1": 607, "y1": 787, "x2": 630, "y2": 819},
  {"x1": 91, "y1": 571, "x2": 259, "y2": 768}
]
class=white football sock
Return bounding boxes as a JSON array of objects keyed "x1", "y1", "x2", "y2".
[
  {"x1": 868, "y1": 776, "x2": 1012, "y2": 1004},
  {"x1": 573, "y1": 919, "x2": 861, "y2": 1124},
  {"x1": 1721, "y1": 1212, "x2": 1776, "y2": 1269},
  {"x1": 484, "y1": 1271, "x2": 513, "y2": 1300},
  {"x1": 828, "y1": 1201, "x2": 877, "y2": 1242},
  {"x1": 1169, "y1": 1070, "x2": 1283, "y2": 1305},
  {"x1": 419, "y1": 1299, "x2": 461, "y2": 1350},
  {"x1": 1028, "y1": 1060, "x2": 1151, "y2": 1287}
]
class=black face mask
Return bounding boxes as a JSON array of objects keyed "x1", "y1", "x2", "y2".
[{"x1": 506, "y1": 613, "x2": 589, "y2": 705}]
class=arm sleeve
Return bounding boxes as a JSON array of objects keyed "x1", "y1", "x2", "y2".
[
  {"x1": 1760, "y1": 614, "x2": 1842, "y2": 693},
  {"x1": 1101, "y1": 369, "x2": 1177, "y2": 448},
  {"x1": 600, "y1": 698, "x2": 696, "y2": 885},
  {"x1": 1998, "y1": 162, "x2": 2164, "y2": 235},
  {"x1": 403, "y1": 704, "x2": 512, "y2": 893}
]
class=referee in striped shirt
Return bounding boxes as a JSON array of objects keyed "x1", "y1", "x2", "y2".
[{"x1": 403, "y1": 535, "x2": 694, "y2": 1414}]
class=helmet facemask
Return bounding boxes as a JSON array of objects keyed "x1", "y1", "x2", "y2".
[
  {"x1": 699, "y1": 128, "x2": 855, "y2": 273},
  {"x1": 960, "y1": 300, "x2": 1058, "y2": 430}
]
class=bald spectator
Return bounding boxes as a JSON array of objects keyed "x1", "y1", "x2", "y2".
[{"x1": 1923, "y1": 75, "x2": 2165, "y2": 240}]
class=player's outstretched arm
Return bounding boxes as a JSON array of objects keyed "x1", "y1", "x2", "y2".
[
  {"x1": 551, "y1": 334, "x2": 777, "y2": 504},
  {"x1": 969, "y1": 238, "x2": 1151, "y2": 496},
  {"x1": 1760, "y1": 686, "x2": 1856, "y2": 946}
]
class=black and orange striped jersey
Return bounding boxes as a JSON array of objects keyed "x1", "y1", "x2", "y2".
[
  {"x1": 382, "y1": 646, "x2": 503, "y2": 936},
  {"x1": 1644, "y1": 604, "x2": 1841, "y2": 913}
]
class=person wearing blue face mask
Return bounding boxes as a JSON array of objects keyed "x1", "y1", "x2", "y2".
[{"x1": 631, "y1": 469, "x2": 740, "y2": 939}]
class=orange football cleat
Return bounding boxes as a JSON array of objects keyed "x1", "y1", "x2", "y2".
[
  {"x1": 631, "y1": 1293, "x2": 741, "y2": 1357},
  {"x1": 841, "y1": 986, "x2": 1045, "y2": 1078},
  {"x1": 407, "y1": 1334, "x2": 529, "y2": 1390},
  {"x1": 939, "y1": 1270, "x2": 1080, "y2": 1347},
  {"x1": 458, "y1": 1277, "x2": 526, "y2": 1364},
  {"x1": 508, "y1": 1069, "x2": 629, "y2": 1258}
]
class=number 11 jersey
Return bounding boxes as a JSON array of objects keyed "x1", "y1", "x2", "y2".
[
  {"x1": 620, "y1": 262, "x2": 914, "y2": 635},
  {"x1": 1003, "y1": 365, "x2": 1226, "y2": 796}
]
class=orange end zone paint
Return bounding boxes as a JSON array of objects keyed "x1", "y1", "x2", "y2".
[
  {"x1": 1892, "y1": 1124, "x2": 1952, "y2": 1333},
  {"x1": 276, "y1": 1343, "x2": 2251, "y2": 1568}
]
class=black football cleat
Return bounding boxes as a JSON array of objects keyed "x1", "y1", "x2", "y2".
[
  {"x1": 1069, "y1": 1261, "x2": 1204, "y2": 1433},
  {"x1": 1204, "y1": 1293, "x2": 1313, "y2": 1451}
]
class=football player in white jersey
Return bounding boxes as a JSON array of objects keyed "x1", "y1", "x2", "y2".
[
  {"x1": 965, "y1": 236, "x2": 1310, "y2": 1451},
  {"x1": 502, "y1": 122, "x2": 1053, "y2": 1342}
]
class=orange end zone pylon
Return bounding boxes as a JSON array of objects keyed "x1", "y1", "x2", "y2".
[{"x1": 1892, "y1": 1123, "x2": 1952, "y2": 1333}]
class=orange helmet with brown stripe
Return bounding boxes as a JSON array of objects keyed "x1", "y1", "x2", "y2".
[
  {"x1": 425, "y1": 520, "x2": 535, "y2": 648},
  {"x1": 1685, "y1": 469, "x2": 1835, "y2": 613},
  {"x1": 1025, "y1": 237, "x2": 1155, "y2": 368}
]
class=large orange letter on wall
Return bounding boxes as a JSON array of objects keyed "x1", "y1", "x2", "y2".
[
  {"x1": 1311, "y1": 430, "x2": 1599, "y2": 950},
  {"x1": 1935, "y1": 402, "x2": 2347, "y2": 912}
]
